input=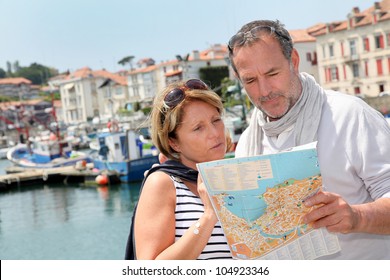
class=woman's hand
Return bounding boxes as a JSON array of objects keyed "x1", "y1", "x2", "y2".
[{"x1": 197, "y1": 174, "x2": 218, "y2": 223}]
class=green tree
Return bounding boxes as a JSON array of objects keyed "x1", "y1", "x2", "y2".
[
  {"x1": 13, "y1": 61, "x2": 20, "y2": 72},
  {"x1": 15, "y1": 63, "x2": 58, "y2": 85},
  {"x1": 141, "y1": 107, "x2": 152, "y2": 116},
  {"x1": 6, "y1": 61, "x2": 12, "y2": 76},
  {"x1": 133, "y1": 101, "x2": 141, "y2": 112},
  {"x1": 3, "y1": 61, "x2": 58, "y2": 84},
  {"x1": 40, "y1": 92, "x2": 61, "y2": 102},
  {"x1": 0, "y1": 68, "x2": 6, "y2": 78},
  {"x1": 0, "y1": 96, "x2": 14, "y2": 102},
  {"x1": 117, "y1": 107, "x2": 133, "y2": 117},
  {"x1": 199, "y1": 66, "x2": 229, "y2": 95},
  {"x1": 220, "y1": 77, "x2": 236, "y2": 106},
  {"x1": 118, "y1": 56, "x2": 135, "y2": 70}
]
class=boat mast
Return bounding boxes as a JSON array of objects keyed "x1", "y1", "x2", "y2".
[{"x1": 50, "y1": 90, "x2": 62, "y2": 155}]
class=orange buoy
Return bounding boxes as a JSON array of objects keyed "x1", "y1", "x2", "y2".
[
  {"x1": 95, "y1": 174, "x2": 109, "y2": 185},
  {"x1": 49, "y1": 133, "x2": 57, "y2": 141}
]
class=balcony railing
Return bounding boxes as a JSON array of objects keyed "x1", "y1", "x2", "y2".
[{"x1": 343, "y1": 54, "x2": 360, "y2": 63}]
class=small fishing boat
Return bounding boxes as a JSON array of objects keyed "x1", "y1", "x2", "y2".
[
  {"x1": 0, "y1": 135, "x2": 16, "y2": 159},
  {"x1": 88, "y1": 129, "x2": 159, "y2": 182},
  {"x1": 7, "y1": 133, "x2": 91, "y2": 169}
]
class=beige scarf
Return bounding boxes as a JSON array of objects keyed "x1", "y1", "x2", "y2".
[{"x1": 241, "y1": 72, "x2": 325, "y2": 156}]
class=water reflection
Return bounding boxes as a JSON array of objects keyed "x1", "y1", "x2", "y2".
[
  {"x1": 0, "y1": 181, "x2": 142, "y2": 259},
  {"x1": 96, "y1": 182, "x2": 142, "y2": 216}
]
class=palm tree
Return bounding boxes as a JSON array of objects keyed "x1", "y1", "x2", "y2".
[{"x1": 118, "y1": 56, "x2": 135, "y2": 70}]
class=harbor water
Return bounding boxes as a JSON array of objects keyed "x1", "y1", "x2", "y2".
[{"x1": 0, "y1": 158, "x2": 141, "y2": 260}]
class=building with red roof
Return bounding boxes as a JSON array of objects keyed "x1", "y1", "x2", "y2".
[
  {"x1": 0, "y1": 77, "x2": 34, "y2": 99},
  {"x1": 312, "y1": 0, "x2": 390, "y2": 96}
]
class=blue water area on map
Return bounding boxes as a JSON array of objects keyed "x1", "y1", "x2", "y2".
[
  {"x1": 224, "y1": 190, "x2": 268, "y2": 222},
  {"x1": 255, "y1": 226, "x2": 295, "y2": 239},
  {"x1": 220, "y1": 149, "x2": 320, "y2": 223}
]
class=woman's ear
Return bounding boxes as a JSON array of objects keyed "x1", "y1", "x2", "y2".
[{"x1": 168, "y1": 138, "x2": 181, "y2": 153}]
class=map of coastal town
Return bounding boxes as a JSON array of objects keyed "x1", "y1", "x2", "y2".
[
  {"x1": 197, "y1": 143, "x2": 340, "y2": 260},
  {"x1": 212, "y1": 175, "x2": 321, "y2": 259}
]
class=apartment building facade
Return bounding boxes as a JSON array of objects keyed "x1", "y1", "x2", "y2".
[
  {"x1": 126, "y1": 44, "x2": 230, "y2": 109},
  {"x1": 290, "y1": 28, "x2": 320, "y2": 81},
  {"x1": 0, "y1": 77, "x2": 35, "y2": 100},
  {"x1": 53, "y1": 10, "x2": 389, "y2": 126},
  {"x1": 49, "y1": 67, "x2": 128, "y2": 124},
  {"x1": 313, "y1": 0, "x2": 390, "y2": 97}
]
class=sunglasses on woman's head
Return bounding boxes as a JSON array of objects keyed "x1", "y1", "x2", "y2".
[{"x1": 163, "y1": 79, "x2": 209, "y2": 109}]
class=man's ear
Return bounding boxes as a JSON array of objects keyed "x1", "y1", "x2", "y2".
[{"x1": 291, "y1": 48, "x2": 300, "y2": 72}]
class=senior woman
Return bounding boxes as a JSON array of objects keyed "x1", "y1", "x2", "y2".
[{"x1": 125, "y1": 79, "x2": 233, "y2": 260}]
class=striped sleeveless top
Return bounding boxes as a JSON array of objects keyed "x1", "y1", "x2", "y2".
[{"x1": 172, "y1": 176, "x2": 232, "y2": 260}]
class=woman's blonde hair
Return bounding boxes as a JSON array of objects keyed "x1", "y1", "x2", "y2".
[{"x1": 149, "y1": 80, "x2": 232, "y2": 160}]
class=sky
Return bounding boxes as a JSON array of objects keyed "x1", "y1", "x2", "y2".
[{"x1": 0, "y1": 0, "x2": 374, "y2": 74}]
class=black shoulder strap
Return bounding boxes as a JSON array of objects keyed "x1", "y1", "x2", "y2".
[{"x1": 124, "y1": 160, "x2": 198, "y2": 260}]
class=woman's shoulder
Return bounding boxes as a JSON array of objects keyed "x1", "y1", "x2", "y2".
[
  {"x1": 137, "y1": 171, "x2": 177, "y2": 210},
  {"x1": 142, "y1": 171, "x2": 176, "y2": 195}
]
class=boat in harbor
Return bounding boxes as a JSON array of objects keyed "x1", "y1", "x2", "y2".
[
  {"x1": 0, "y1": 145, "x2": 12, "y2": 160},
  {"x1": 7, "y1": 132, "x2": 91, "y2": 169},
  {"x1": 88, "y1": 129, "x2": 159, "y2": 182},
  {"x1": 0, "y1": 135, "x2": 17, "y2": 159}
]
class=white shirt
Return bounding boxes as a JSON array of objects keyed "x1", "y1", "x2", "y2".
[{"x1": 236, "y1": 90, "x2": 390, "y2": 259}]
